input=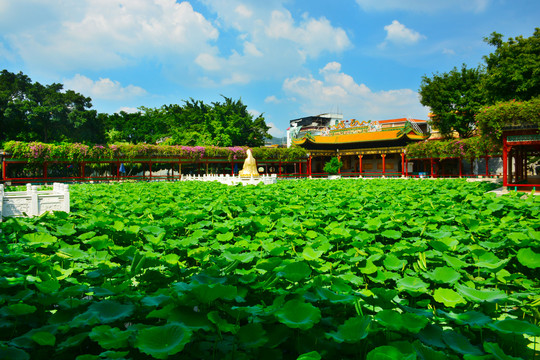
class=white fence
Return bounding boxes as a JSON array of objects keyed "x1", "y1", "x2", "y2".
[
  {"x1": 0, "y1": 183, "x2": 70, "y2": 221},
  {"x1": 181, "y1": 174, "x2": 278, "y2": 186}
]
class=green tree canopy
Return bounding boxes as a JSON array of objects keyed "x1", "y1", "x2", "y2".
[
  {"x1": 0, "y1": 69, "x2": 102, "y2": 143},
  {"x1": 483, "y1": 28, "x2": 540, "y2": 103},
  {"x1": 419, "y1": 64, "x2": 485, "y2": 138}
]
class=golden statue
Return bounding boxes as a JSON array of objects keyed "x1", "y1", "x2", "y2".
[{"x1": 238, "y1": 149, "x2": 259, "y2": 177}]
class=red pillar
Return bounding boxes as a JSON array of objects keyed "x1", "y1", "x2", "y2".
[
  {"x1": 43, "y1": 162, "x2": 48, "y2": 180},
  {"x1": 430, "y1": 158, "x2": 434, "y2": 178},
  {"x1": 337, "y1": 156, "x2": 341, "y2": 174},
  {"x1": 401, "y1": 153, "x2": 405, "y2": 176},
  {"x1": 309, "y1": 155, "x2": 312, "y2": 176},
  {"x1": 358, "y1": 155, "x2": 363, "y2": 176},
  {"x1": 117, "y1": 160, "x2": 120, "y2": 179},
  {"x1": 502, "y1": 136, "x2": 508, "y2": 186},
  {"x1": 381, "y1": 154, "x2": 386, "y2": 176},
  {"x1": 2, "y1": 157, "x2": 6, "y2": 181},
  {"x1": 459, "y1": 158, "x2": 463, "y2": 178},
  {"x1": 279, "y1": 161, "x2": 282, "y2": 177},
  {"x1": 485, "y1": 156, "x2": 489, "y2": 177}
]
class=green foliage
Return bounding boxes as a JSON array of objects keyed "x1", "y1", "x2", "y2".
[
  {"x1": 419, "y1": 64, "x2": 485, "y2": 138},
  {"x1": 1, "y1": 179, "x2": 539, "y2": 359},
  {"x1": 476, "y1": 97, "x2": 540, "y2": 140},
  {"x1": 483, "y1": 29, "x2": 540, "y2": 103},
  {"x1": 3, "y1": 140, "x2": 307, "y2": 162},
  {"x1": 1, "y1": 70, "x2": 271, "y2": 147},
  {"x1": 406, "y1": 136, "x2": 501, "y2": 159},
  {"x1": 0, "y1": 70, "x2": 102, "y2": 144},
  {"x1": 323, "y1": 156, "x2": 343, "y2": 174}
]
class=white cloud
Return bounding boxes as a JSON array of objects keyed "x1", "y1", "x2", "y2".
[
  {"x1": 63, "y1": 74, "x2": 147, "y2": 101},
  {"x1": 267, "y1": 122, "x2": 285, "y2": 137},
  {"x1": 2, "y1": 0, "x2": 219, "y2": 72},
  {"x1": 442, "y1": 48, "x2": 456, "y2": 55},
  {"x1": 195, "y1": 0, "x2": 351, "y2": 84},
  {"x1": 117, "y1": 106, "x2": 141, "y2": 114},
  {"x1": 383, "y1": 20, "x2": 425, "y2": 45},
  {"x1": 283, "y1": 62, "x2": 429, "y2": 120},
  {"x1": 265, "y1": 95, "x2": 281, "y2": 104},
  {"x1": 355, "y1": 0, "x2": 490, "y2": 13}
]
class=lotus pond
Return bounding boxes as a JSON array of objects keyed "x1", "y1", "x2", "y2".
[{"x1": 0, "y1": 179, "x2": 539, "y2": 360}]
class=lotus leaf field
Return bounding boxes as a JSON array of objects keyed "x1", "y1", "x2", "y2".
[{"x1": 1, "y1": 179, "x2": 539, "y2": 360}]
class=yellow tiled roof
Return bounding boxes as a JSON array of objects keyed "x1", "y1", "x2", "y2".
[{"x1": 293, "y1": 130, "x2": 426, "y2": 145}]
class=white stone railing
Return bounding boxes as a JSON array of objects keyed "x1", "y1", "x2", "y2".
[
  {"x1": 181, "y1": 174, "x2": 278, "y2": 186},
  {"x1": 0, "y1": 183, "x2": 70, "y2": 221}
]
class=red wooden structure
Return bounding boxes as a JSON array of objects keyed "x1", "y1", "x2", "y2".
[{"x1": 502, "y1": 126, "x2": 540, "y2": 189}]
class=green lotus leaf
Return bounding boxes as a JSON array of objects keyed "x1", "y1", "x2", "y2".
[
  {"x1": 302, "y1": 246, "x2": 324, "y2": 261},
  {"x1": 443, "y1": 330, "x2": 483, "y2": 355},
  {"x1": 381, "y1": 229, "x2": 402, "y2": 240},
  {"x1": 56, "y1": 247, "x2": 87, "y2": 260},
  {"x1": 0, "y1": 346, "x2": 30, "y2": 360},
  {"x1": 135, "y1": 323, "x2": 192, "y2": 359},
  {"x1": 417, "y1": 323, "x2": 448, "y2": 349},
  {"x1": 141, "y1": 225, "x2": 166, "y2": 236},
  {"x1": 314, "y1": 287, "x2": 355, "y2": 303},
  {"x1": 161, "y1": 253, "x2": 180, "y2": 265},
  {"x1": 427, "y1": 267, "x2": 461, "y2": 284},
  {"x1": 278, "y1": 261, "x2": 312, "y2": 282},
  {"x1": 20, "y1": 233, "x2": 58, "y2": 247},
  {"x1": 86, "y1": 300, "x2": 135, "y2": 323},
  {"x1": 141, "y1": 294, "x2": 171, "y2": 307},
  {"x1": 360, "y1": 260, "x2": 378, "y2": 275},
  {"x1": 383, "y1": 254, "x2": 407, "y2": 271},
  {"x1": 207, "y1": 311, "x2": 238, "y2": 333},
  {"x1": 366, "y1": 345, "x2": 416, "y2": 360},
  {"x1": 223, "y1": 251, "x2": 255, "y2": 263},
  {"x1": 86, "y1": 235, "x2": 111, "y2": 250},
  {"x1": 57, "y1": 332, "x2": 89, "y2": 351},
  {"x1": 487, "y1": 202, "x2": 504, "y2": 213},
  {"x1": 455, "y1": 284, "x2": 507, "y2": 303},
  {"x1": 475, "y1": 252, "x2": 509, "y2": 270},
  {"x1": 89, "y1": 325, "x2": 131, "y2": 349},
  {"x1": 396, "y1": 276, "x2": 429, "y2": 294},
  {"x1": 488, "y1": 319, "x2": 540, "y2": 336},
  {"x1": 297, "y1": 351, "x2": 321, "y2": 360},
  {"x1": 412, "y1": 340, "x2": 449, "y2": 360},
  {"x1": 216, "y1": 232, "x2": 234, "y2": 242},
  {"x1": 2, "y1": 303, "x2": 36, "y2": 316},
  {"x1": 237, "y1": 323, "x2": 268, "y2": 348},
  {"x1": 326, "y1": 316, "x2": 371, "y2": 343},
  {"x1": 31, "y1": 331, "x2": 55, "y2": 346},
  {"x1": 275, "y1": 299, "x2": 321, "y2": 330},
  {"x1": 443, "y1": 253, "x2": 468, "y2": 269},
  {"x1": 433, "y1": 288, "x2": 467, "y2": 307},
  {"x1": 305, "y1": 230, "x2": 319, "y2": 239},
  {"x1": 55, "y1": 223, "x2": 77, "y2": 236},
  {"x1": 483, "y1": 342, "x2": 522, "y2": 360},
  {"x1": 516, "y1": 248, "x2": 540, "y2": 269},
  {"x1": 191, "y1": 283, "x2": 237, "y2": 303},
  {"x1": 441, "y1": 311, "x2": 492, "y2": 327},
  {"x1": 98, "y1": 350, "x2": 130, "y2": 359}
]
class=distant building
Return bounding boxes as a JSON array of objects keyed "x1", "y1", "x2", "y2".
[
  {"x1": 287, "y1": 113, "x2": 343, "y2": 147},
  {"x1": 291, "y1": 115, "x2": 430, "y2": 176}
]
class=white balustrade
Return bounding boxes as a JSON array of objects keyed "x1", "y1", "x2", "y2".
[{"x1": 0, "y1": 183, "x2": 70, "y2": 221}]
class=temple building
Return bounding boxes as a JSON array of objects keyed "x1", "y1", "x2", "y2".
[{"x1": 291, "y1": 116, "x2": 430, "y2": 177}]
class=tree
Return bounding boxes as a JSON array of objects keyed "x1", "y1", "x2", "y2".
[
  {"x1": 483, "y1": 28, "x2": 540, "y2": 103},
  {"x1": 0, "y1": 70, "x2": 99, "y2": 143},
  {"x1": 419, "y1": 65, "x2": 485, "y2": 138}
]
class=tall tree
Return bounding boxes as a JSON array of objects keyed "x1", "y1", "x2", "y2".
[
  {"x1": 419, "y1": 64, "x2": 486, "y2": 138},
  {"x1": 483, "y1": 28, "x2": 540, "y2": 103}
]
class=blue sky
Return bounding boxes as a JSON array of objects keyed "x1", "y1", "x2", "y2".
[{"x1": 1, "y1": 0, "x2": 538, "y2": 138}]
